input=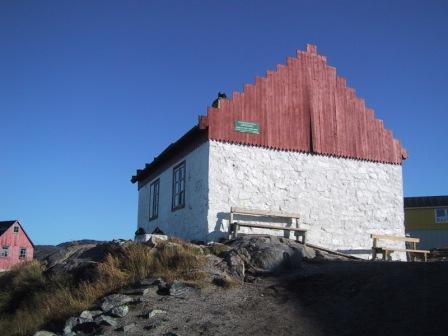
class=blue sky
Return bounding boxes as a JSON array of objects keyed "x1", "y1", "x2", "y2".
[{"x1": 1, "y1": 1, "x2": 447, "y2": 244}]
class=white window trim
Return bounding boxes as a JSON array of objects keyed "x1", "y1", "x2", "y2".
[
  {"x1": 19, "y1": 247, "x2": 27, "y2": 260},
  {"x1": 1, "y1": 246, "x2": 10, "y2": 258},
  {"x1": 435, "y1": 208, "x2": 448, "y2": 224}
]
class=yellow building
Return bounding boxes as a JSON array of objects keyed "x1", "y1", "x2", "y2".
[{"x1": 404, "y1": 196, "x2": 448, "y2": 250}]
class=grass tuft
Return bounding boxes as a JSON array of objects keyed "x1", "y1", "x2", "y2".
[{"x1": 0, "y1": 240, "x2": 206, "y2": 336}]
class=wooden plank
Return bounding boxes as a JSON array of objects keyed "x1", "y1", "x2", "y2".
[
  {"x1": 231, "y1": 207, "x2": 300, "y2": 219},
  {"x1": 371, "y1": 234, "x2": 420, "y2": 243},
  {"x1": 234, "y1": 222, "x2": 306, "y2": 232},
  {"x1": 380, "y1": 248, "x2": 430, "y2": 254}
]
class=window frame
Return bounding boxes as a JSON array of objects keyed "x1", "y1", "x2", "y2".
[
  {"x1": 171, "y1": 161, "x2": 186, "y2": 211},
  {"x1": 0, "y1": 246, "x2": 9, "y2": 258},
  {"x1": 435, "y1": 208, "x2": 448, "y2": 224},
  {"x1": 149, "y1": 178, "x2": 160, "y2": 221},
  {"x1": 19, "y1": 247, "x2": 27, "y2": 260},
  {"x1": 13, "y1": 226, "x2": 19, "y2": 234}
]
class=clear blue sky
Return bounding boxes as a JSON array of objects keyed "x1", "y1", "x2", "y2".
[{"x1": 1, "y1": 1, "x2": 447, "y2": 245}]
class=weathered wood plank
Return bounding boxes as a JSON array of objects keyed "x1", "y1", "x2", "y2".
[
  {"x1": 231, "y1": 207, "x2": 300, "y2": 219},
  {"x1": 371, "y1": 234, "x2": 420, "y2": 243},
  {"x1": 233, "y1": 222, "x2": 306, "y2": 232},
  {"x1": 380, "y1": 248, "x2": 429, "y2": 254}
]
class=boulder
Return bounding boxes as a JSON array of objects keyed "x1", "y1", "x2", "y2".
[
  {"x1": 101, "y1": 294, "x2": 133, "y2": 312},
  {"x1": 228, "y1": 235, "x2": 316, "y2": 273},
  {"x1": 137, "y1": 296, "x2": 151, "y2": 303},
  {"x1": 135, "y1": 234, "x2": 168, "y2": 246},
  {"x1": 63, "y1": 317, "x2": 90, "y2": 335},
  {"x1": 110, "y1": 305, "x2": 129, "y2": 318},
  {"x1": 80, "y1": 310, "x2": 102, "y2": 320},
  {"x1": 94, "y1": 314, "x2": 118, "y2": 327},
  {"x1": 169, "y1": 281, "x2": 196, "y2": 298},
  {"x1": 148, "y1": 309, "x2": 167, "y2": 318},
  {"x1": 33, "y1": 331, "x2": 57, "y2": 336}
]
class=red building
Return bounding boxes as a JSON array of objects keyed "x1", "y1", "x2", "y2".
[{"x1": 0, "y1": 220, "x2": 34, "y2": 271}]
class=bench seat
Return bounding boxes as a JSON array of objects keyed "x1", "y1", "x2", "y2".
[
  {"x1": 234, "y1": 222, "x2": 306, "y2": 232},
  {"x1": 371, "y1": 234, "x2": 429, "y2": 262},
  {"x1": 229, "y1": 207, "x2": 307, "y2": 244}
]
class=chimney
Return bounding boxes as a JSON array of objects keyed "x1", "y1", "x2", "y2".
[
  {"x1": 212, "y1": 92, "x2": 227, "y2": 108},
  {"x1": 306, "y1": 44, "x2": 317, "y2": 55}
]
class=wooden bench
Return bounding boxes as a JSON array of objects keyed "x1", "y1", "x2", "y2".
[
  {"x1": 371, "y1": 234, "x2": 430, "y2": 262},
  {"x1": 228, "y1": 207, "x2": 307, "y2": 244}
]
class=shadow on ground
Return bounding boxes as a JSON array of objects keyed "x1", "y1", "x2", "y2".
[{"x1": 270, "y1": 260, "x2": 447, "y2": 336}]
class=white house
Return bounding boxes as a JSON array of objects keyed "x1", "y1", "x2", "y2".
[{"x1": 131, "y1": 44, "x2": 408, "y2": 259}]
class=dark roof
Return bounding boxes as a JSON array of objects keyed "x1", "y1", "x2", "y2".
[
  {"x1": 0, "y1": 220, "x2": 34, "y2": 247},
  {"x1": 0, "y1": 220, "x2": 18, "y2": 236},
  {"x1": 131, "y1": 126, "x2": 207, "y2": 184},
  {"x1": 404, "y1": 196, "x2": 448, "y2": 208}
]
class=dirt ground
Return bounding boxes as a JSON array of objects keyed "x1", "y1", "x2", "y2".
[{"x1": 96, "y1": 259, "x2": 447, "y2": 336}]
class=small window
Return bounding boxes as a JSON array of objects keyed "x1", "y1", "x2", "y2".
[
  {"x1": 435, "y1": 208, "x2": 448, "y2": 223},
  {"x1": 19, "y1": 248, "x2": 27, "y2": 260},
  {"x1": 172, "y1": 161, "x2": 186, "y2": 211},
  {"x1": 149, "y1": 179, "x2": 160, "y2": 220},
  {"x1": 0, "y1": 246, "x2": 9, "y2": 257},
  {"x1": 13, "y1": 226, "x2": 19, "y2": 234}
]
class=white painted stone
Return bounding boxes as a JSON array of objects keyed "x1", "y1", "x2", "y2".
[
  {"x1": 207, "y1": 141, "x2": 406, "y2": 260},
  {"x1": 136, "y1": 140, "x2": 406, "y2": 260},
  {"x1": 134, "y1": 234, "x2": 168, "y2": 244},
  {"x1": 137, "y1": 142, "x2": 209, "y2": 241}
]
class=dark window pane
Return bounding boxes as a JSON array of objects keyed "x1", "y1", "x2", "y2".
[
  {"x1": 149, "y1": 179, "x2": 160, "y2": 220},
  {"x1": 172, "y1": 161, "x2": 186, "y2": 210}
]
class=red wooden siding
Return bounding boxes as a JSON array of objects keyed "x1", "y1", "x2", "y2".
[
  {"x1": 0, "y1": 222, "x2": 34, "y2": 271},
  {"x1": 201, "y1": 44, "x2": 406, "y2": 164}
]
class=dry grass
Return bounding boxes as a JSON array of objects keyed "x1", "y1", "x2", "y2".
[
  {"x1": 212, "y1": 274, "x2": 240, "y2": 289},
  {"x1": 204, "y1": 243, "x2": 231, "y2": 257},
  {"x1": 0, "y1": 240, "x2": 206, "y2": 336}
]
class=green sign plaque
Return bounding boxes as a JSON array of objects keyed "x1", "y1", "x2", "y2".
[{"x1": 234, "y1": 120, "x2": 260, "y2": 134}]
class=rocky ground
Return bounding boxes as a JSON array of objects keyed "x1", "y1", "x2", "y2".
[{"x1": 34, "y1": 236, "x2": 447, "y2": 336}]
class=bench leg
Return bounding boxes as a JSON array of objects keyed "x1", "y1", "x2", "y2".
[{"x1": 228, "y1": 222, "x2": 238, "y2": 240}]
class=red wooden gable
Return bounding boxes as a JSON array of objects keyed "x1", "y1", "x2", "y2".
[{"x1": 199, "y1": 44, "x2": 407, "y2": 164}]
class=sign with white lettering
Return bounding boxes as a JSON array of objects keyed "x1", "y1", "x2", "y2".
[{"x1": 234, "y1": 120, "x2": 260, "y2": 134}]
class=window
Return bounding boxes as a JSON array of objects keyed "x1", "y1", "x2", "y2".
[
  {"x1": 172, "y1": 161, "x2": 186, "y2": 210},
  {"x1": 0, "y1": 246, "x2": 9, "y2": 258},
  {"x1": 13, "y1": 226, "x2": 19, "y2": 234},
  {"x1": 19, "y1": 248, "x2": 27, "y2": 260},
  {"x1": 435, "y1": 208, "x2": 448, "y2": 223},
  {"x1": 149, "y1": 179, "x2": 160, "y2": 220}
]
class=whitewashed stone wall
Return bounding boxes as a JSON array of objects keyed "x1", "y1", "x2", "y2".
[
  {"x1": 137, "y1": 142, "x2": 209, "y2": 241},
  {"x1": 207, "y1": 141, "x2": 406, "y2": 260}
]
